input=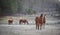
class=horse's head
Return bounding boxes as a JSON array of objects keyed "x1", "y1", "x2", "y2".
[{"x1": 40, "y1": 14, "x2": 43, "y2": 17}]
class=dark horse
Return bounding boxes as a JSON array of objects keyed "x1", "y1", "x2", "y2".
[
  {"x1": 19, "y1": 19, "x2": 28, "y2": 24},
  {"x1": 8, "y1": 18, "x2": 13, "y2": 25},
  {"x1": 35, "y1": 14, "x2": 45, "y2": 30}
]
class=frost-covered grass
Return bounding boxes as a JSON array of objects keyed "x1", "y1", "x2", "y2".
[
  {"x1": 0, "y1": 24, "x2": 60, "y2": 35},
  {"x1": 0, "y1": 15, "x2": 60, "y2": 35},
  {"x1": 0, "y1": 15, "x2": 60, "y2": 25}
]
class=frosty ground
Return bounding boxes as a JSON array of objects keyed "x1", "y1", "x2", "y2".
[
  {"x1": 0, "y1": 16, "x2": 60, "y2": 35},
  {"x1": 0, "y1": 24, "x2": 60, "y2": 35}
]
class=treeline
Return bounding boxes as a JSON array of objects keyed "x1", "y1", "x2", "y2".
[{"x1": 0, "y1": 0, "x2": 37, "y2": 16}]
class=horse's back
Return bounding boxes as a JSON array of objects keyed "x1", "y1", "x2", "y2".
[
  {"x1": 35, "y1": 16, "x2": 43, "y2": 25},
  {"x1": 19, "y1": 19, "x2": 28, "y2": 23},
  {"x1": 35, "y1": 16, "x2": 40, "y2": 23},
  {"x1": 20, "y1": 19, "x2": 27, "y2": 22}
]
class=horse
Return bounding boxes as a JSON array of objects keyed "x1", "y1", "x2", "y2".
[
  {"x1": 19, "y1": 19, "x2": 28, "y2": 24},
  {"x1": 35, "y1": 14, "x2": 44, "y2": 30},
  {"x1": 42, "y1": 14, "x2": 46, "y2": 29},
  {"x1": 8, "y1": 18, "x2": 13, "y2": 25}
]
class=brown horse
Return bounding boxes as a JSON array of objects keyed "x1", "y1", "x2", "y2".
[
  {"x1": 8, "y1": 18, "x2": 13, "y2": 25},
  {"x1": 19, "y1": 19, "x2": 28, "y2": 24},
  {"x1": 35, "y1": 14, "x2": 44, "y2": 30}
]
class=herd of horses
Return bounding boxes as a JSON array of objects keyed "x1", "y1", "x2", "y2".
[
  {"x1": 8, "y1": 18, "x2": 28, "y2": 25},
  {"x1": 8, "y1": 14, "x2": 46, "y2": 30}
]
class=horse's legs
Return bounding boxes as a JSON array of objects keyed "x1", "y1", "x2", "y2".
[
  {"x1": 40, "y1": 25, "x2": 42, "y2": 30},
  {"x1": 40, "y1": 24, "x2": 42, "y2": 30},
  {"x1": 19, "y1": 21, "x2": 21, "y2": 24},
  {"x1": 9, "y1": 22, "x2": 12, "y2": 25},
  {"x1": 24, "y1": 22, "x2": 26, "y2": 25},
  {"x1": 36, "y1": 23, "x2": 38, "y2": 30},
  {"x1": 23, "y1": 21, "x2": 28, "y2": 25},
  {"x1": 8, "y1": 21, "x2": 12, "y2": 25},
  {"x1": 8, "y1": 23, "x2": 10, "y2": 25},
  {"x1": 36, "y1": 23, "x2": 39, "y2": 30},
  {"x1": 43, "y1": 23, "x2": 45, "y2": 29},
  {"x1": 37, "y1": 24, "x2": 39, "y2": 30}
]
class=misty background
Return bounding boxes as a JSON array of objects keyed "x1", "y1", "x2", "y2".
[
  {"x1": 0, "y1": 0, "x2": 60, "y2": 15},
  {"x1": 0, "y1": 0, "x2": 60, "y2": 22}
]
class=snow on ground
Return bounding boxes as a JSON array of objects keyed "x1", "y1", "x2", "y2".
[
  {"x1": 0, "y1": 15, "x2": 60, "y2": 25},
  {"x1": 0, "y1": 16, "x2": 60, "y2": 35},
  {"x1": 0, "y1": 25, "x2": 60, "y2": 35}
]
